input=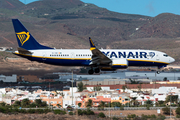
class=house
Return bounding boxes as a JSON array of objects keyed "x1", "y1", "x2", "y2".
[{"x1": 76, "y1": 96, "x2": 111, "y2": 108}]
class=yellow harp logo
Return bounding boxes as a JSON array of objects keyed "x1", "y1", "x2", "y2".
[{"x1": 16, "y1": 31, "x2": 30, "y2": 46}]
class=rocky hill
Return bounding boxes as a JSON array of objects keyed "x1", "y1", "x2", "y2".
[
  {"x1": 0, "y1": 0, "x2": 24, "y2": 9},
  {"x1": 131, "y1": 13, "x2": 180, "y2": 39}
]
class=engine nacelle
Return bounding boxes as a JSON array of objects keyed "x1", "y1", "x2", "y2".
[
  {"x1": 100, "y1": 59, "x2": 128, "y2": 71},
  {"x1": 111, "y1": 59, "x2": 128, "y2": 69}
]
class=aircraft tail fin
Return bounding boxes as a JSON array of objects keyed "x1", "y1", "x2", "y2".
[
  {"x1": 89, "y1": 37, "x2": 96, "y2": 50},
  {"x1": 12, "y1": 19, "x2": 53, "y2": 50}
]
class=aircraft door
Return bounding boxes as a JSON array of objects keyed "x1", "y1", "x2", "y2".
[
  {"x1": 156, "y1": 52, "x2": 159, "y2": 60},
  {"x1": 71, "y1": 52, "x2": 75, "y2": 60},
  {"x1": 42, "y1": 52, "x2": 46, "y2": 61}
]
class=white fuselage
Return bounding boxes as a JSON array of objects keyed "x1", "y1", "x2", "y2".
[{"x1": 14, "y1": 49, "x2": 175, "y2": 68}]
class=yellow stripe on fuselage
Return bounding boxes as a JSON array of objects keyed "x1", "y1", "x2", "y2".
[
  {"x1": 112, "y1": 64, "x2": 127, "y2": 66},
  {"x1": 127, "y1": 59, "x2": 169, "y2": 64}
]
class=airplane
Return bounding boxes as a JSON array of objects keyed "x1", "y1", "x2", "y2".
[{"x1": 12, "y1": 19, "x2": 175, "y2": 74}]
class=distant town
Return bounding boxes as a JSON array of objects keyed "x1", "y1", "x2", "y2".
[{"x1": 0, "y1": 69, "x2": 180, "y2": 118}]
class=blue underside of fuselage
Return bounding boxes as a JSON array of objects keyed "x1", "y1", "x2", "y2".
[{"x1": 16, "y1": 54, "x2": 168, "y2": 68}]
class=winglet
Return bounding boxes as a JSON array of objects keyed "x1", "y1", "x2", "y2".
[{"x1": 89, "y1": 37, "x2": 96, "y2": 50}]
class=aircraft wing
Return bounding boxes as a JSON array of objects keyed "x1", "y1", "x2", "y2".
[{"x1": 89, "y1": 37, "x2": 112, "y2": 65}]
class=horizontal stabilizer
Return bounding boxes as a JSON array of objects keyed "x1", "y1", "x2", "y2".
[{"x1": 18, "y1": 47, "x2": 32, "y2": 54}]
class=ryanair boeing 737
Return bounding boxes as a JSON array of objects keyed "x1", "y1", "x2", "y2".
[{"x1": 12, "y1": 19, "x2": 175, "y2": 74}]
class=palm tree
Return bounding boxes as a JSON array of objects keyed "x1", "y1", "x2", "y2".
[
  {"x1": 130, "y1": 97, "x2": 138, "y2": 107},
  {"x1": 122, "y1": 85, "x2": 127, "y2": 92},
  {"x1": 86, "y1": 99, "x2": 93, "y2": 108},
  {"x1": 0, "y1": 102, "x2": 6, "y2": 107},
  {"x1": 35, "y1": 99, "x2": 42, "y2": 107},
  {"x1": 21, "y1": 98, "x2": 30, "y2": 107},
  {"x1": 57, "y1": 104, "x2": 61, "y2": 108},
  {"x1": 60, "y1": 92, "x2": 64, "y2": 108},
  {"x1": 100, "y1": 101, "x2": 105, "y2": 108},
  {"x1": 13, "y1": 101, "x2": 21, "y2": 107},
  {"x1": 145, "y1": 99, "x2": 153, "y2": 106},
  {"x1": 78, "y1": 103, "x2": 82, "y2": 108}
]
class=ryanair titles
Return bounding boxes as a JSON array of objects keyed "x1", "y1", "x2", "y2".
[{"x1": 102, "y1": 51, "x2": 155, "y2": 59}]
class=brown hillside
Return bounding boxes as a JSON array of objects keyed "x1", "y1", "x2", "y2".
[
  {"x1": 131, "y1": 13, "x2": 180, "y2": 39},
  {"x1": 0, "y1": 0, "x2": 24, "y2": 9}
]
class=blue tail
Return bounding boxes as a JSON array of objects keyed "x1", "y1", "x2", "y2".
[{"x1": 12, "y1": 19, "x2": 53, "y2": 50}]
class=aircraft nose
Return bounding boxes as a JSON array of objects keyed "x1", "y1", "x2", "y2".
[{"x1": 170, "y1": 57, "x2": 175, "y2": 63}]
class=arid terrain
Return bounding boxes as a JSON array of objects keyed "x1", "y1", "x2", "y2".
[
  {"x1": 0, "y1": 110, "x2": 177, "y2": 120},
  {"x1": 0, "y1": 112, "x2": 95, "y2": 120}
]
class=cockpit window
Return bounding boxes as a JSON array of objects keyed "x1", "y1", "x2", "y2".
[{"x1": 163, "y1": 54, "x2": 168, "y2": 57}]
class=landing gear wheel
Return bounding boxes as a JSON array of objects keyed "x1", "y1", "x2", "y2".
[
  {"x1": 94, "y1": 68, "x2": 100, "y2": 73},
  {"x1": 88, "y1": 69, "x2": 94, "y2": 75},
  {"x1": 156, "y1": 71, "x2": 160, "y2": 74},
  {"x1": 157, "y1": 66, "x2": 161, "y2": 74}
]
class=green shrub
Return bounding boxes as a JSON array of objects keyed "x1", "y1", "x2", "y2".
[
  {"x1": 176, "y1": 107, "x2": 180, "y2": 115},
  {"x1": 141, "y1": 114, "x2": 148, "y2": 120},
  {"x1": 176, "y1": 114, "x2": 180, "y2": 118},
  {"x1": 10, "y1": 108, "x2": 18, "y2": 113},
  {"x1": 60, "y1": 110, "x2": 66, "y2": 115},
  {"x1": 69, "y1": 111, "x2": 74, "y2": 115},
  {"x1": 150, "y1": 114, "x2": 156, "y2": 118},
  {"x1": 127, "y1": 114, "x2": 137, "y2": 119},
  {"x1": 0, "y1": 102, "x2": 6, "y2": 107},
  {"x1": 86, "y1": 109, "x2": 94, "y2": 115},
  {"x1": 162, "y1": 107, "x2": 171, "y2": 115},
  {"x1": 160, "y1": 104, "x2": 166, "y2": 107},
  {"x1": 120, "y1": 106, "x2": 124, "y2": 110},
  {"x1": 157, "y1": 114, "x2": 166, "y2": 120},
  {"x1": 112, "y1": 116, "x2": 119, "y2": 120},
  {"x1": 146, "y1": 105, "x2": 150, "y2": 110},
  {"x1": 61, "y1": 110, "x2": 66, "y2": 115},
  {"x1": 0, "y1": 106, "x2": 6, "y2": 113},
  {"x1": 27, "y1": 109, "x2": 35, "y2": 114},
  {"x1": 44, "y1": 108, "x2": 51, "y2": 114},
  {"x1": 35, "y1": 109, "x2": 44, "y2": 114},
  {"x1": 78, "y1": 109, "x2": 83, "y2": 115},
  {"x1": 98, "y1": 112, "x2": 106, "y2": 118},
  {"x1": 98, "y1": 107, "x2": 104, "y2": 110},
  {"x1": 29, "y1": 103, "x2": 37, "y2": 108},
  {"x1": 82, "y1": 110, "x2": 87, "y2": 115},
  {"x1": 53, "y1": 109, "x2": 66, "y2": 115},
  {"x1": 19, "y1": 109, "x2": 27, "y2": 113},
  {"x1": 54, "y1": 109, "x2": 61, "y2": 114}
]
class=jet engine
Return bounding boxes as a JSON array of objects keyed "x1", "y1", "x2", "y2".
[{"x1": 101, "y1": 59, "x2": 128, "y2": 71}]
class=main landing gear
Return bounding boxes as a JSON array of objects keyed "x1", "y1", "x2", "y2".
[
  {"x1": 88, "y1": 68, "x2": 100, "y2": 75},
  {"x1": 156, "y1": 66, "x2": 163, "y2": 74}
]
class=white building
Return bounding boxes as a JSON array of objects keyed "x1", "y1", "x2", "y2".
[
  {"x1": 60, "y1": 87, "x2": 81, "y2": 108},
  {"x1": 0, "y1": 74, "x2": 17, "y2": 82}
]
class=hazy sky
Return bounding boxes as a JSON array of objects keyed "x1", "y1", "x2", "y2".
[{"x1": 19, "y1": 0, "x2": 180, "y2": 17}]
